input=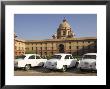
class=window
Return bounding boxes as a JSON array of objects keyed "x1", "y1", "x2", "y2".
[
  {"x1": 36, "y1": 56, "x2": 41, "y2": 59},
  {"x1": 70, "y1": 55, "x2": 73, "y2": 59},
  {"x1": 32, "y1": 47, "x2": 33, "y2": 50},
  {"x1": 69, "y1": 46, "x2": 71, "y2": 49},
  {"x1": 65, "y1": 55, "x2": 73, "y2": 59},
  {"x1": 63, "y1": 31, "x2": 66, "y2": 35},
  {"x1": 29, "y1": 55, "x2": 35, "y2": 59},
  {"x1": 83, "y1": 55, "x2": 96, "y2": 60},
  {"x1": 51, "y1": 55, "x2": 62, "y2": 59},
  {"x1": 45, "y1": 52, "x2": 47, "y2": 54},
  {"x1": 88, "y1": 41, "x2": 90, "y2": 43},
  {"x1": 65, "y1": 55, "x2": 70, "y2": 59}
]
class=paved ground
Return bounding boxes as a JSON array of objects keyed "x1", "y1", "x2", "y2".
[{"x1": 14, "y1": 67, "x2": 97, "y2": 76}]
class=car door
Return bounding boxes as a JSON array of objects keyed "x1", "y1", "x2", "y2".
[
  {"x1": 28, "y1": 55, "x2": 36, "y2": 67},
  {"x1": 69, "y1": 55, "x2": 76, "y2": 67},
  {"x1": 35, "y1": 55, "x2": 43, "y2": 66},
  {"x1": 64, "y1": 55, "x2": 72, "y2": 68}
]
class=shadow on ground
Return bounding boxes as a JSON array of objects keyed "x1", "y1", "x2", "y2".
[{"x1": 14, "y1": 66, "x2": 97, "y2": 74}]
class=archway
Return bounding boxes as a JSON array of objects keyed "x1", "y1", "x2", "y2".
[{"x1": 59, "y1": 44, "x2": 65, "y2": 53}]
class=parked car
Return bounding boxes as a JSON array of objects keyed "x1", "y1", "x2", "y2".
[
  {"x1": 14, "y1": 54, "x2": 47, "y2": 71},
  {"x1": 78, "y1": 53, "x2": 97, "y2": 71},
  {"x1": 44, "y1": 53, "x2": 78, "y2": 72}
]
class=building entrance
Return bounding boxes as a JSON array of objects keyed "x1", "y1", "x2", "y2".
[{"x1": 59, "y1": 44, "x2": 65, "y2": 53}]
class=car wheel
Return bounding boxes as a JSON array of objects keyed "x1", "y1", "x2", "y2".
[
  {"x1": 24, "y1": 64, "x2": 30, "y2": 71},
  {"x1": 61, "y1": 65, "x2": 67, "y2": 72}
]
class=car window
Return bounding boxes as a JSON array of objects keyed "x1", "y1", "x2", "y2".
[
  {"x1": 28, "y1": 55, "x2": 35, "y2": 59},
  {"x1": 70, "y1": 55, "x2": 73, "y2": 59},
  {"x1": 36, "y1": 56, "x2": 41, "y2": 59},
  {"x1": 65, "y1": 55, "x2": 70, "y2": 59},
  {"x1": 83, "y1": 55, "x2": 96, "y2": 59},
  {"x1": 51, "y1": 55, "x2": 62, "y2": 59}
]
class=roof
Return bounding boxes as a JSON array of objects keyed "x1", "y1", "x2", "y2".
[{"x1": 25, "y1": 37, "x2": 97, "y2": 43}]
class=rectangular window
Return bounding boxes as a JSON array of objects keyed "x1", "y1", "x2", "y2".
[
  {"x1": 69, "y1": 46, "x2": 71, "y2": 49},
  {"x1": 29, "y1": 55, "x2": 35, "y2": 59},
  {"x1": 77, "y1": 46, "x2": 79, "y2": 49},
  {"x1": 63, "y1": 31, "x2": 66, "y2": 35},
  {"x1": 36, "y1": 56, "x2": 41, "y2": 59},
  {"x1": 65, "y1": 55, "x2": 69, "y2": 59}
]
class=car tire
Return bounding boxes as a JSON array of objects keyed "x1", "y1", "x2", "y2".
[
  {"x1": 24, "y1": 64, "x2": 30, "y2": 71},
  {"x1": 61, "y1": 65, "x2": 67, "y2": 72}
]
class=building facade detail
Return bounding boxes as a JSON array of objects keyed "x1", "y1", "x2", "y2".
[{"x1": 14, "y1": 18, "x2": 97, "y2": 57}]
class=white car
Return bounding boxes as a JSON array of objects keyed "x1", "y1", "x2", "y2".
[
  {"x1": 14, "y1": 54, "x2": 47, "y2": 71},
  {"x1": 78, "y1": 53, "x2": 97, "y2": 71},
  {"x1": 44, "y1": 53, "x2": 78, "y2": 72}
]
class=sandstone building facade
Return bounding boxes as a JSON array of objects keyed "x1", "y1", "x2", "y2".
[{"x1": 15, "y1": 18, "x2": 97, "y2": 57}]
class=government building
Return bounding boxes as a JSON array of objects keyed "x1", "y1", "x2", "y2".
[{"x1": 14, "y1": 18, "x2": 97, "y2": 58}]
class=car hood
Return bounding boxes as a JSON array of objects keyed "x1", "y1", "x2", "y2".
[
  {"x1": 80, "y1": 59, "x2": 96, "y2": 63},
  {"x1": 14, "y1": 59, "x2": 24, "y2": 62}
]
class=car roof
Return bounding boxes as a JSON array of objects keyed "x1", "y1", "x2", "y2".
[{"x1": 84, "y1": 53, "x2": 97, "y2": 55}]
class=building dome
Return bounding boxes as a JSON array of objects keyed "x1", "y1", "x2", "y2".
[
  {"x1": 56, "y1": 18, "x2": 75, "y2": 39},
  {"x1": 59, "y1": 18, "x2": 71, "y2": 29}
]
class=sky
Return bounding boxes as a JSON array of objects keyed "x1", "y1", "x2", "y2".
[{"x1": 14, "y1": 14, "x2": 97, "y2": 40}]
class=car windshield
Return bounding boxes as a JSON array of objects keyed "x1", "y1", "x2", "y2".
[
  {"x1": 15, "y1": 55, "x2": 26, "y2": 59},
  {"x1": 83, "y1": 55, "x2": 96, "y2": 59},
  {"x1": 51, "y1": 55, "x2": 62, "y2": 59}
]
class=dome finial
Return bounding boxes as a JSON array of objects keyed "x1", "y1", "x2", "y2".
[{"x1": 63, "y1": 17, "x2": 66, "y2": 22}]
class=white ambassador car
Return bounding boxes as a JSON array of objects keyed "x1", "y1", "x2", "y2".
[
  {"x1": 44, "y1": 53, "x2": 78, "y2": 72},
  {"x1": 14, "y1": 54, "x2": 47, "y2": 71},
  {"x1": 78, "y1": 53, "x2": 97, "y2": 71}
]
